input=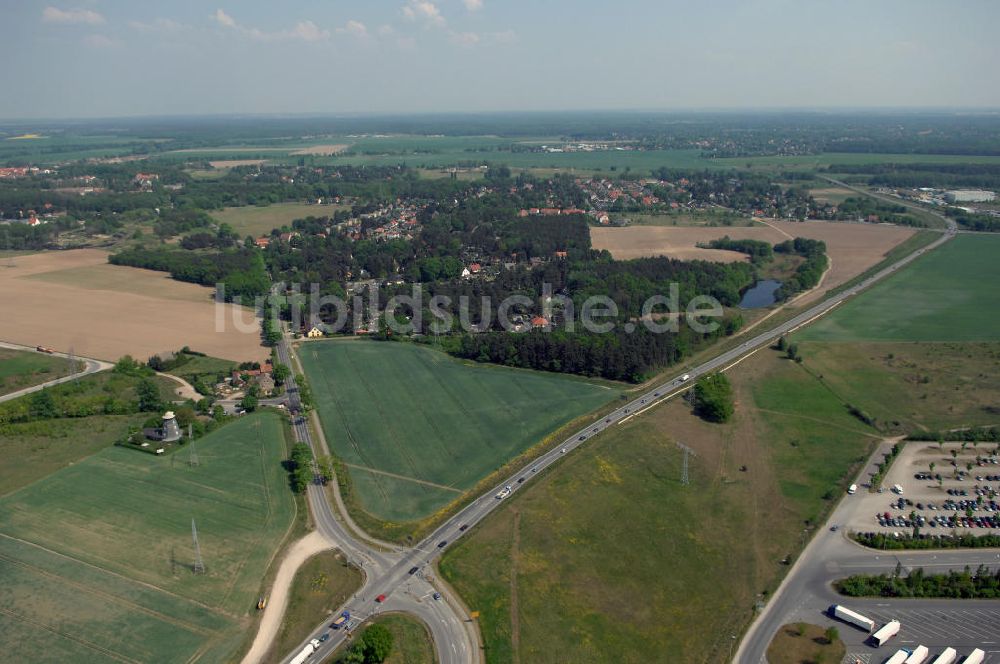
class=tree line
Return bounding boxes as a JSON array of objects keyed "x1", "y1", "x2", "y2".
[{"x1": 836, "y1": 565, "x2": 1000, "y2": 599}]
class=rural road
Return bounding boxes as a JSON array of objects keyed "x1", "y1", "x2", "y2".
[
  {"x1": 270, "y1": 208, "x2": 959, "y2": 663},
  {"x1": 0, "y1": 340, "x2": 112, "y2": 403}
]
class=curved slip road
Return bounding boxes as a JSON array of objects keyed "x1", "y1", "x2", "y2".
[{"x1": 0, "y1": 340, "x2": 111, "y2": 403}]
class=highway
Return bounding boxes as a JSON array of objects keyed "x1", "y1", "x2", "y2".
[
  {"x1": 276, "y1": 210, "x2": 960, "y2": 663},
  {"x1": 0, "y1": 340, "x2": 112, "y2": 403}
]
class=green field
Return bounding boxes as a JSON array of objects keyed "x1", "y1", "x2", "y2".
[
  {"x1": 298, "y1": 341, "x2": 615, "y2": 523},
  {"x1": 330, "y1": 614, "x2": 435, "y2": 664},
  {"x1": 209, "y1": 202, "x2": 347, "y2": 237},
  {"x1": 796, "y1": 341, "x2": 1000, "y2": 434},
  {"x1": 0, "y1": 412, "x2": 296, "y2": 664},
  {"x1": 799, "y1": 234, "x2": 1000, "y2": 342},
  {"x1": 440, "y1": 347, "x2": 877, "y2": 663},
  {"x1": 0, "y1": 347, "x2": 74, "y2": 396},
  {"x1": 717, "y1": 152, "x2": 1000, "y2": 171}
]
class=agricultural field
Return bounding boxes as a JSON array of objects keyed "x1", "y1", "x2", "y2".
[
  {"x1": 807, "y1": 186, "x2": 856, "y2": 205},
  {"x1": 0, "y1": 133, "x2": 150, "y2": 164},
  {"x1": 0, "y1": 412, "x2": 296, "y2": 664},
  {"x1": 269, "y1": 550, "x2": 362, "y2": 661},
  {"x1": 324, "y1": 147, "x2": 712, "y2": 172},
  {"x1": 715, "y1": 152, "x2": 1000, "y2": 172},
  {"x1": 0, "y1": 346, "x2": 74, "y2": 396},
  {"x1": 440, "y1": 347, "x2": 878, "y2": 663},
  {"x1": 209, "y1": 202, "x2": 346, "y2": 238},
  {"x1": 591, "y1": 219, "x2": 916, "y2": 304},
  {"x1": 298, "y1": 340, "x2": 616, "y2": 523},
  {"x1": 799, "y1": 234, "x2": 1000, "y2": 342},
  {"x1": 627, "y1": 210, "x2": 757, "y2": 227},
  {"x1": 0, "y1": 249, "x2": 267, "y2": 362}
]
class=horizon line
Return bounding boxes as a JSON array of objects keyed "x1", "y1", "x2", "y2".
[{"x1": 3, "y1": 105, "x2": 1000, "y2": 125}]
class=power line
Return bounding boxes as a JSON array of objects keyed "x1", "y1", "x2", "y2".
[
  {"x1": 676, "y1": 442, "x2": 697, "y2": 486},
  {"x1": 191, "y1": 519, "x2": 205, "y2": 574},
  {"x1": 188, "y1": 425, "x2": 199, "y2": 466}
]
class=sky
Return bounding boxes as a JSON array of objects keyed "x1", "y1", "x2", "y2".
[{"x1": 3, "y1": 0, "x2": 999, "y2": 119}]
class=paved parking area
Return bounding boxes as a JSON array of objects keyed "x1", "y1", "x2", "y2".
[
  {"x1": 838, "y1": 604, "x2": 1000, "y2": 663},
  {"x1": 844, "y1": 442, "x2": 1000, "y2": 536}
]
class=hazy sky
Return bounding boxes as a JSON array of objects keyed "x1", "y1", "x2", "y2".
[{"x1": 4, "y1": 0, "x2": 999, "y2": 119}]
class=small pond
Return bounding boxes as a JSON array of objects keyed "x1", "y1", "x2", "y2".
[{"x1": 739, "y1": 279, "x2": 782, "y2": 308}]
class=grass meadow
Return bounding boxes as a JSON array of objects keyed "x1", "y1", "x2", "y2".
[
  {"x1": 799, "y1": 234, "x2": 1000, "y2": 342},
  {"x1": 0, "y1": 347, "x2": 74, "y2": 396},
  {"x1": 208, "y1": 202, "x2": 347, "y2": 238},
  {"x1": 440, "y1": 347, "x2": 878, "y2": 663},
  {"x1": 0, "y1": 412, "x2": 296, "y2": 664},
  {"x1": 298, "y1": 340, "x2": 615, "y2": 523}
]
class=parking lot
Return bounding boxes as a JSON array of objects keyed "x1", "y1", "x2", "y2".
[
  {"x1": 838, "y1": 604, "x2": 1000, "y2": 663},
  {"x1": 844, "y1": 442, "x2": 1000, "y2": 537}
]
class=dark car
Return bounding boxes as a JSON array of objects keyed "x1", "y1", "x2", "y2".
[
  {"x1": 408, "y1": 566, "x2": 419, "y2": 575},
  {"x1": 437, "y1": 540, "x2": 447, "y2": 548},
  {"x1": 319, "y1": 633, "x2": 330, "y2": 642},
  {"x1": 517, "y1": 477, "x2": 525, "y2": 483},
  {"x1": 459, "y1": 524, "x2": 468, "y2": 531}
]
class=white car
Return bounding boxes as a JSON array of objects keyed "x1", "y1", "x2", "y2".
[
  {"x1": 495, "y1": 486, "x2": 512, "y2": 500},
  {"x1": 681, "y1": 374, "x2": 690, "y2": 381}
]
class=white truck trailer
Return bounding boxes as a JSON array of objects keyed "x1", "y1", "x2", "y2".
[
  {"x1": 905, "y1": 645, "x2": 929, "y2": 664},
  {"x1": 289, "y1": 639, "x2": 321, "y2": 664},
  {"x1": 832, "y1": 604, "x2": 876, "y2": 632},
  {"x1": 929, "y1": 648, "x2": 957, "y2": 664},
  {"x1": 871, "y1": 619, "x2": 901, "y2": 647},
  {"x1": 963, "y1": 649, "x2": 985, "y2": 664},
  {"x1": 885, "y1": 649, "x2": 910, "y2": 664}
]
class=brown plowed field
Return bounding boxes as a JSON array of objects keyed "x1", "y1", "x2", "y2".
[
  {"x1": 592, "y1": 219, "x2": 916, "y2": 303},
  {"x1": 1, "y1": 249, "x2": 266, "y2": 362}
]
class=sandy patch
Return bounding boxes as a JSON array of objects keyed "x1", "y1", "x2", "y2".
[
  {"x1": 241, "y1": 531, "x2": 336, "y2": 664},
  {"x1": 288, "y1": 144, "x2": 350, "y2": 156},
  {"x1": 1, "y1": 249, "x2": 267, "y2": 363},
  {"x1": 591, "y1": 220, "x2": 916, "y2": 303}
]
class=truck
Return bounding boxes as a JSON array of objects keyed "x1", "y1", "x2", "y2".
[
  {"x1": 929, "y1": 648, "x2": 956, "y2": 664},
  {"x1": 962, "y1": 649, "x2": 985, "y2": 664},
  {"x1": 885, "y1": 650, "x2": 911, "y2": 664},
  {"x1": 289, "y1": 639, "x2": 321, "y2": 664},
  {"x1": 331, "y1": 610, "x2": 350, "y2": 629},
  {"x1": 831, "y1": 604, "x2": 875, "y2": 632},
  {"x1": 905, "y1": 645, "x2": 929, "y2": 664},
  {"x1": 870, "y1": 620, "x2": 901, "y2": 647}
]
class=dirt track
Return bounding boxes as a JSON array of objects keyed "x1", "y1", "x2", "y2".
[
  {"x1": 592, "y1": 220, "x2": 916, "y2": 303},
  {"x1": 1, "y1": 249, "x2": 267, "y2": 362}
]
